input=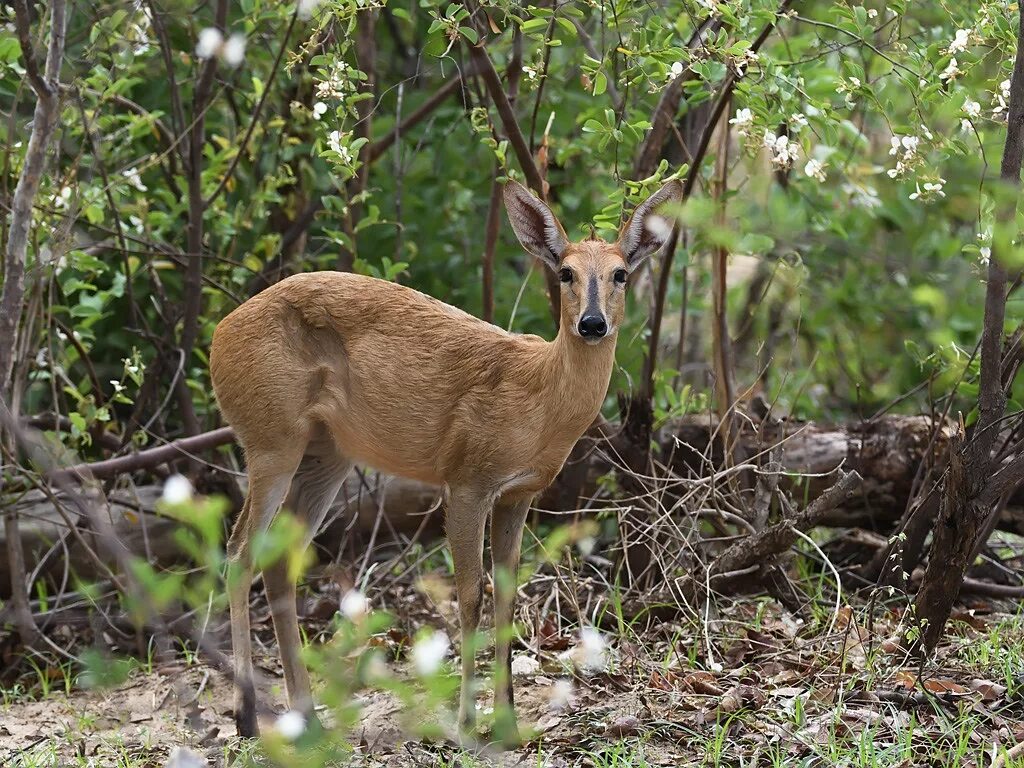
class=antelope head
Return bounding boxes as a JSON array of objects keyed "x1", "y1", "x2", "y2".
[{"x1": 503, "y1": 180, "x2": 683, "y2": 343}]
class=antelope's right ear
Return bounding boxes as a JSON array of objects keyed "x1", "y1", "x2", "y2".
[{"x1": 503, "y1": 180, "x2": 568, "y2": 271}]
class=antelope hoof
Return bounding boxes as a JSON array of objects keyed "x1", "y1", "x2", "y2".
[
  {"x1": 234, "y1": 704, "x2": 259, "y2": 738},
  {"x1": 493, "y1": 707, "x2": 523, "y2": 749}
]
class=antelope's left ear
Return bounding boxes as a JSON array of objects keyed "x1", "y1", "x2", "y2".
[{"x1": 617, "y1": 179, "x2": 683, "y2": 271}]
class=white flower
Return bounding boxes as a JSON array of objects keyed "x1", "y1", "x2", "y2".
[
  {"x1": 697, "y1": 0, "x2": 720, "y2": 15},
  {"x1": 729, "y1": 107, "x2": 754, "y2": 137},
  {"x1": 339, "y1": 589, "x2": 369, "y2": 620},
  {"x1": 162, "y1": 474, "x2": 193, "y2": 504},
  {"x1": 222, "y1": 34, "x2": 246, "y2": 67},
  {"x1": 844, "y1": 182, "x2": 880, "y2": 210},
  {"x1": 549, "y1": 678, "x2": 574, "y2": 710},
  {"x1": 763, "y1": 131, "x2": 800, "y2": 169},
  {"x1": 196, "y1": 28, "x2": 223, "y2": 59},
  {"x1": 110, "y1": 379, "x2": 125, "y2": 394},
  {"x1": 667, "y1": 61, "x2": 685, "y2": 81},
  {"x1": 909, "y1": 179, "x2": 946, "y2": 201},
  {"x1": 803, "y1": 158, "x2": 827, "y2": 182},
  {"x1": 312, "y1": 101, "x2": 328, "y2": 120},
  {"x1": 411, "y1": 630, "x2": 449, "y2": 675},
  {"x1": 994, "y1": 79, "x2": 1012, "y2": 117},
  {"x1": 730, "y1": 107, "x2": 753, "y2": 128},
  {"x1": 123, "y1": 167, "x2": 147, "y2": 192},
  {"x1": 34, "y1": 348, "x2": 48, "y2": 368},
  {"x1": 979, "y1": 246, "x2": 992, "y2": 264},
  {"x1": 849, "y1": 76, "x2": 861, "y2": 88},
  {"x1": 733, "y1": 49, "x2": 758, "y2": 78},
  {"x1": 867, "y1": 8, "x2": 878, "y2": 18},
  {"x1": 888, "y1": 135, "x2": 922, "y2": 178},
  {"x1": 948, "y1": 28, "x2": 971, "y2": 55},
  {"x1": 964, "y1": 99, "x2": 981, "y2": 118},
  {"x1": 510, "y1": 655, "x2": 541, "y2": 676},
  {"x1": 52, "y1": 186, "x2": 72, "y2": 209},
  {"x1": 940, "y1": 57, "x2": 962, "y2": 83},
  {"x1": 961, "y1": 118, "x2": 973, "y2": 133},
  {"x1": 575, "y1": 627, "x2": 607, "y2": 674},
  {"x1": 297, "y1": 0, "x2": 324, "y2": 20},
  {"x1": 327, "y1": 130, "x2": 353, "y2": 163},
  {"x1": 166, "y1": 747, "x2": 206, "y2": 768},
  {"x1": 274, "y1": 710, "x2": 306, "y2": 740},
  {"x1": 789, "y1": 112, "x2": 808, "y2": 132}
]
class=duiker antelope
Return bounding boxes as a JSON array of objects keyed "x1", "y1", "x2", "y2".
[{"x1": 210, "y1": 178, "x2": 682, "y2": 740}]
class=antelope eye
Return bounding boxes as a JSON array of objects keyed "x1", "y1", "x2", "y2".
[
  {"x1": 613, "y1": 269, "x2": 628, "y2": 284},
  {"x1": 559, "y1": 268, "x2": 574, "y2": 283}
]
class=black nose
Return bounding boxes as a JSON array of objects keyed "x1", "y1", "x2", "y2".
[{"x1": 578, "y1": 315, "x2": 607, "y2": 338}]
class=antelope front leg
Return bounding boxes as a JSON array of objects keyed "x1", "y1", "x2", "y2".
[
  {"x1": 445, "y1": 486, "x2": 490, "y2": 735},
  {"x1": 490, "y1": 496, "x2": 530, "y2": 745}
]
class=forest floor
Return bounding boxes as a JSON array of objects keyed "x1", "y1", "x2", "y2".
[{"x1": 2, "y1": 567, "x2": 1024, "y2": 767}]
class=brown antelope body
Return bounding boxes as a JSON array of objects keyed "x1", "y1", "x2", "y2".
[{"x1": 210, "y1": 179, "x2": 682, "y2": 741}]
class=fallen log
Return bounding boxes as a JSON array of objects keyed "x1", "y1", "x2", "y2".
[{"x1": 10, "y1": 411, "x2": 1019, "y2": 600}]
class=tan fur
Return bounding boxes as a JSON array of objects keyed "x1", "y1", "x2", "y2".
[{"x1": 210, "y1": 179, "x2": 682, "y2": 741}]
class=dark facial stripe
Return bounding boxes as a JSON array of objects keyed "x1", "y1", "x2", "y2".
[{"x1": 585, "y1": 274, "x2": 601, "y2": 318}]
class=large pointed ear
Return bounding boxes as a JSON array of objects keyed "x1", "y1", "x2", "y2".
[
  {"x1": 617, "y1": 180, "x2": 683, "y2": 271},
  {"x1": 503, "y1": 180, "x2": 569, "y2": 271}
]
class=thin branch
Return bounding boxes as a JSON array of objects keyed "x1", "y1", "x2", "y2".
[
  {"x1": 49, "y1": 427, "x2": 236, "y2": 483},
  {"x1": 1, "y1": 0, "x2": 67, "y2": 397},
  {"x1": 204, "y1": 11, "x2": 299, "y2": 208},
  {"x1": 645, "y1": 0, "x2": 793, "y2": 388}
]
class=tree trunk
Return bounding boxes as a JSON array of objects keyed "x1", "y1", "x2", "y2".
[
  {"x1": 1, "y1": 0, "x2": 69, "y2": 649},
  {"x1": 913, "y1": 6, "x2": 1024, "y2": 652}
]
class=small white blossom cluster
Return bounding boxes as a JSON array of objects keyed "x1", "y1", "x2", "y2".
[
  {"x1": 666, "y1": 60, "x2": 685, "y2": 82},
  {"x1": 128, "y1": 8, "x2": 152, "y2": 56},
  {"x1": 548, "y1": 678, "x2": 574, "y2": 710},
  {"x1": 843, "y1": 182, "x2": 881, "y2": 210},
  {"x1": 340, "y1": 589, "x2": 369, "y2": 620},
  {"x1": 327, "y1": 130, "x2": 354, "y2": 165},
  {"x1": 804, "y1": 158, "x2": 827, "y2": 182},
  {"x1": 732, "y1": 49, "x2": 758, "y2": 78},
  {"x1": 728, "y1": 107, "x2": 754, "y2": 137},
  {"x1": 886, "y1": 134, "x2": 923, "y2": 179},
  {"x1": 274, "y1": 710, "x2": 306, "y2": 740},
  {"x1": 196, "y1": 28, "x2": 246, "y2": 67},
  {"x1": 993, "y1": 78, "x2": 1012, "y2": 120},
  {"x1": 977, "y1": 228, "x2": 993, "y2": 265},
  {"x1": 297, "y1": 0, "x2": 325, "y2": 20},
  {"x1": 947, "y1": 28, "x2": 971, "y2": 55},
  {"x1": 837, "y1": 76, "x2": 861, "y2": 108},
  {"x1": 789, "y1": 112, "x2": 808, "y2": 132},
  {"x1": 162, "y1": 474, "x2": 193, "y2": 504},
  {"x1": 52, "y1": 186, "x2": 73, "y2": 210},
  {"x1": 411, "y1": 630, "x2": 450, "y2": 676},
  {"x1": 696, "y1": 0, "x2": 721, "y2": 17},
  {"x1": 908, "y1": 178, "x2": 945, "y2": 202},
  {"x1": 940, "y1": 57, "x2": 962, "y2": 83},
  {"x1": 961, "y1": 99, "x2": 981, "y2": 132},
  {"x1": 559, "y1": 627, "x2": 608, "y2": 674},
  {"x1": 123, "y1": 167, "x2": 147, "y2": 192},
  {"x1": 315, "y1": 61, "x2": 352, "y2": 102},
  {"x1": 763, "y1": 129, "x2": 800, "y2": 170}
]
